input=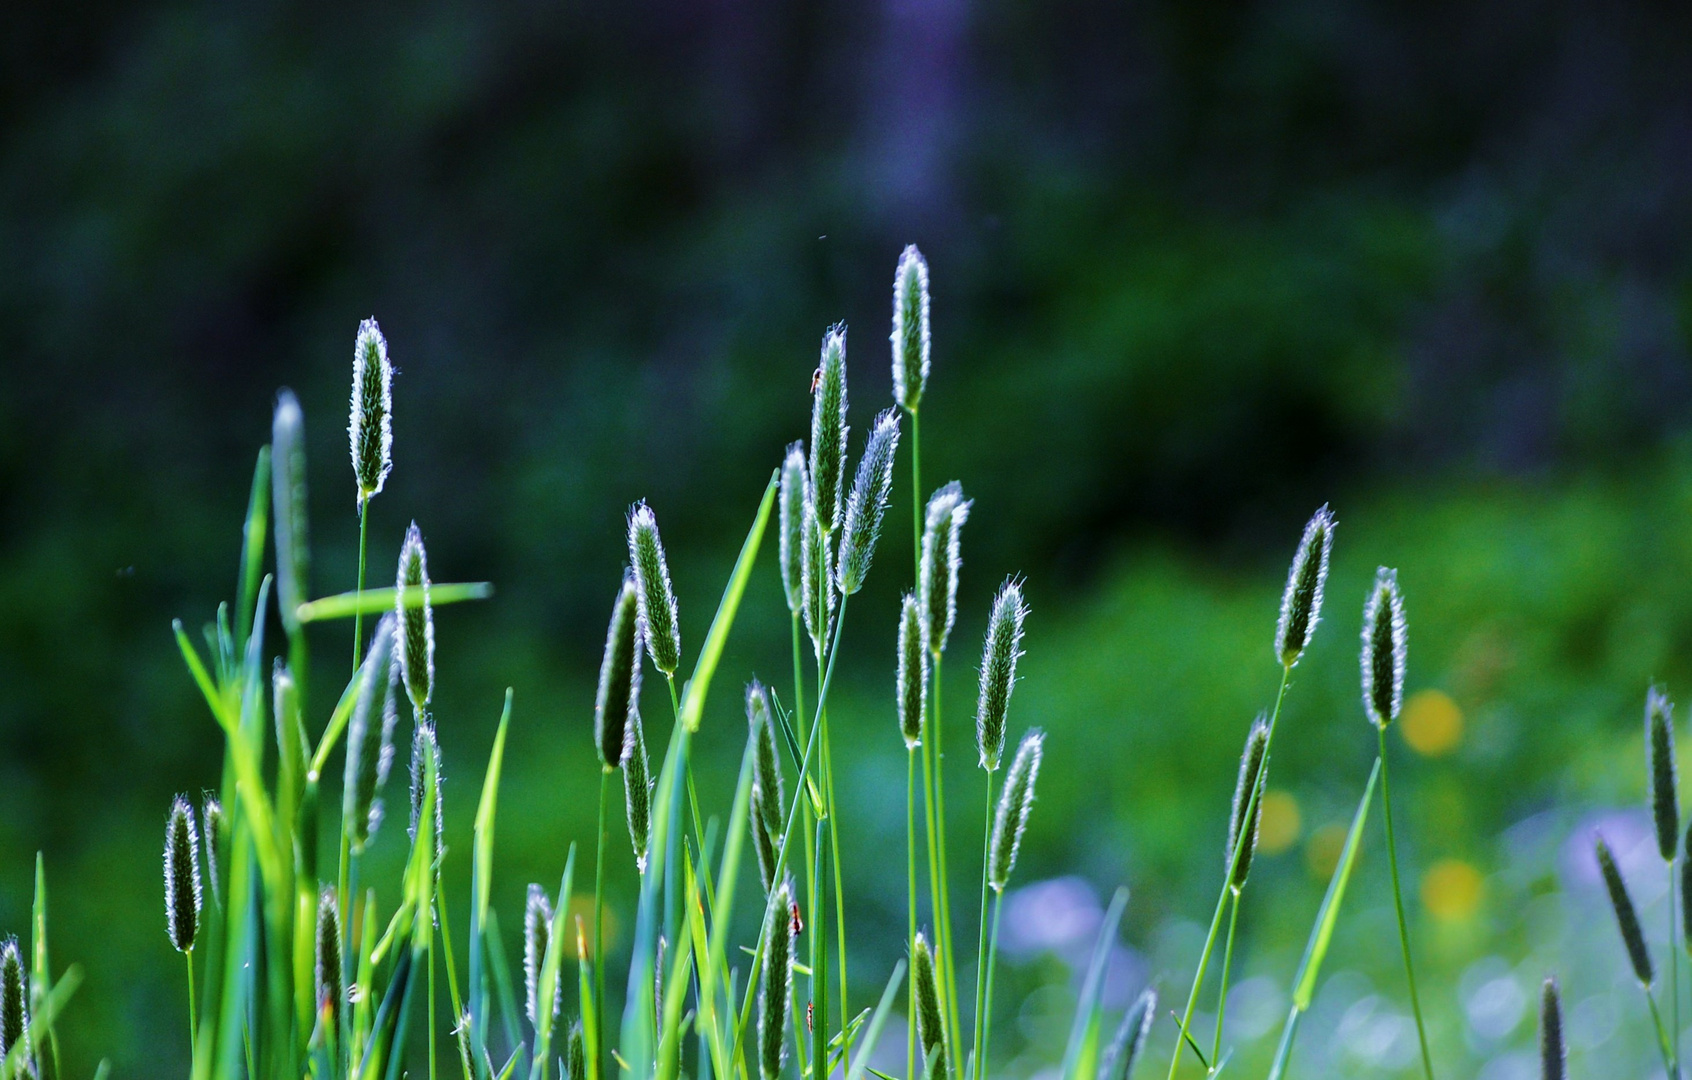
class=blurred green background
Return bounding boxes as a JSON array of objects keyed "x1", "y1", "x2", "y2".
[{"x1": 5, "y1": 0, "x2": 1692, "y2": 1076}]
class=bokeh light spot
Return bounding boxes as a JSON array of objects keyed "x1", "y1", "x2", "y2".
[
  {"x1": 1306, "y1": 822, "x2": 1348, "y2": 880},
  {"x1": 1258, "y1": 789, "x2": 1301, "y2": 855},
  {"x1": 1401, "y1": 689, "x2": 1463, "y2": 757},
  {"x1": 1421, "y1": 858, "x2": 1484, "y2": 921}
]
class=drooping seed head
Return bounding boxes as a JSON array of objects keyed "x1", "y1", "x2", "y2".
[
  {"x1": 800, "y1": 490, "x2": 835, "y2": 655},
  {"x1": 345, "y1": 614, "x2": 398, "y2": 853},
  {"x1": 316, "y1": 887, "x2": 342, "y2": 1023},
  {"x1": 911, "y1": 931, "x2": 945, "y2": 1076},
  {"x1": 526, "y1": 883, "x2": 560, "y2": 1026},
  {"x1": 396, "y1": 523, "x2": 435, "y2": 715},
  {"x1": 836, "y1": 408, "x2": 902, "y2": 596},
  {"x1": 272, "y1": 389, "x2": 311, "y2": 635},
  {"x1": 897, "y1": 593, "x2": 928, "y2": 749},
  {"x1": 164, "y1": 795, "x2": 202, "y2": 953},
  {"x1": 408, "y1": 721, "x2": 444, "y2": 859},
  {"x1": 778, "y1": 444, "x2": 809, "y2": 618},
  {"x1": 201, "y1": 793, "x2": 224, "y2": 910},
  {"x1": 627, "y1": 502, "x2": 682, "y2": 677},
  {"x1": 1539, "y1": 977, "x2": 1564, "y2": 1080},
  {"x1": 567, "y1": 1020, "x2": 586, "y2": 1080},
  {"x1": 759, "y1": 881, "x2": 795, "y2": 1080},
  {"x1": 990, "y1": 730, "x2": 1044, "y2": 891},
  {"x1": 809, "y1": 325, "x2": 850, "y2": 535},
  {"x1": 1595, "y1": 833, "x2": 1654, "y2": 985},
  {"x1": 919, "y1": 483, "x2": 971, "y2": 656},
  {"x1": 625, "y1": 716, "x2": 652, "y2": 873},
  {"x1": 0, "y1": 940, "x2": 29, "y2": 1070},
  {"x1": 1648, "y1": 685, "x2": 1679, "y2": 862},
  {"x1": 976, "y1": 579, "x2": 1028, "y2": 771},
  {"x1": 748, "y1": 682, "x2": 784, "y2": 837},
  {"x1": 1360, "y1": 567, "x2": 1407, "y2": 728},
  {"x1": 1275, "y1": 505, "x2": 1334, "y2": 667},
  {"x1": 595, "y1": 573, "x2": 643, "y2": 770},
  {"x1": 1101, "y1": 986, "x2": 1156, "y2": 1080},
  {"x1": 891, "y1": 245, "x2": 931, "y2": 412},
  {"x1": 1225, "y1": 716, "x2": 1270, "y2": 890},
  {"x1": 349, "y1": 317, "x2": 394, "y2": 505}
]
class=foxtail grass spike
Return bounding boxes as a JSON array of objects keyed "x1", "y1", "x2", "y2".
[
  {"x1": 1101, "y1": 987, "x2": 1156, "y2": 1080},
  {"x1": 801, "y1": 489, "x2": 834, "y2": 653},
  {"x1": 317, "y1": 887, "x2": 342, "y2": 1023},
  {"x1": 759, "y1": 882, "x2": 795, "y2": 1080},
  {"x1": 809, "y1": 325, "x2": 849, "y2": 534},
  {"x1": 748, "y1": 682, "x2": 783, "y2": 835},
  {"x1": 272, "y1": 389, "x2": 310, "y2": 634},
  {"x1": 408, "y1": 722, "x2": 444, "y2": 858},
  {"x1": 1226, "y1": 717, "x2": 1270, "y2": 890},
  {"x1": 595, "y1": 573, "x2": 642, "y2": 770},
  {"x1": 396, "y1": 522, "x2": 436, "y2": 714},
  {"x1": 897, "y1": 592, "x2": 927, "y2": 749},
  {"x1": 989, "y1": 730, "x2": 1044, "y2": 891},
  {"x1": 0, "y1": 940, "x2": 30, "y2": 1071},
  {"x1": 751, "y1": 792, "x2": 778, "y2": 893},
  {"x1": 1540, "y1": 977, "x2": 1564, "y2": 1080},
  {"x1": 912, "y1": 931, "x2": 945, "y2": 1077},
  {"x1": 837, "y1": 407, "x2": 902, "y2": 595},
  {"x1": 627, "y1": 502, "x2": 682, "y2": 676},
  {"x1": 1648, "y1": 685, "x2": 1678, "y2": 861},
  {"x1": 1276, "y1": 505, "x2": 1334, "y2": 667},
  {"x1": 526, "y1": 884, "x2": 560, "y2": 1026},
  {"x1": 625, "y1": 715, "x2": 652, "y2": 872},
  {"x1": 201, "y1": 794, "x2": 224, "y2": 910},
  {"x1": 919, "y1": 483, "x2": 971, "y2": 656},
  {"x1": 779, "y1": 444, "x2": 808, "y2": 616},
  {"x1": 567, "y1": 1020, "x2": 586, "y2": 1080},
  {"x1": 164, "y1": 796, "x2": 202, "y2": 953},
  {"x1": 1595, "y1": 833, "x2": 1654, "y2": 985},
  {"x1": 892, "y1": 245, "x2": 931, "y2": 411},
  {"x1": 350, "y1": 317, "x2": 394, "y2": 504},
  {"x1": 1361, "y1": 568, "x2": 1407, "y2": 728},
  {"x1": 976, "y1": 579, "x2": 1028, "y2": 771},
  {"x1": 344, "y1": 614, "x2": 398, "y2": 853}
]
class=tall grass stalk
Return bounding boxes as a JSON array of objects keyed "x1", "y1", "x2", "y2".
[{"x1": 1377, "y1": 729, "x2": 1433, "y2": 1080}]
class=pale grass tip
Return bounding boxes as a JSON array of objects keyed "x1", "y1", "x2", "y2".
[
  {"x1": 1275, "y1": 504, "x2": 1334, "y2": 667},
  {"x1": 164, "y1": 795, "x2": 202, "y2": 953},
  {"x1": 595, "y1": 572, "x2": 642, "y2": 770},
  {"x1": 778, "y1": 444, "x2": 809, "y2": 616},
  {"x1": 897, "y1": 592, "x2": 927, "y2": 749},
  {"x1": 272, "y1": 388, "x2": 310, "y2": 633},
  {"x1": 976, "y1": 578, "x2": 1027, "y2": 771},
  {"x1": 809, "y1": 324, "x2": 850, "y2": 534},
  {"x1": 920, "y1": 482, "x2": 971, "y2": 655},
  {"x1": 350, "y1": 317, "x2": 394, "y2": 505},
  {"x1": 891, "y1": 245, "x2": 931, "y2": 411},
  {"x1": 396, "y1": 522, "x2": 435, "y2": 714},
  {"x1": 627, "y1": 501, "x2": 682, "y2": 677},
  {"x1": 989, "y1": 729, "x2": 1044, "y2": 891},
  {"x1": 1360, "y1": 567, "x2": 1406, "y2": 728},
  {"x1": 836, "y1": 408, "x2": 901, "y2": 596}
]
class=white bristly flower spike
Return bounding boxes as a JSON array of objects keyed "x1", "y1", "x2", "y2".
[
  {"x1": 396, "y1": 523, "x2": 436, "y2": 715},
  {"x1": 627, "y1": 501, "x2": 682, "y2": 676},
  {"x1": 975, "y1": 578, "x2": 1028, "y2": 772},
  {"x1": 349, "y1": 317, "x2": 394, "y2": 505},
  {"x1": 836, "y1": 407, "x2": 902, "y2": 595},
  {"x1": 891, "y1": 245, "x2": 930, "y2": 411},
  {"x1": 1360, "y1": 567, "x2": 1407, "y2": 729},
  {"x1": 989, "y1": 729, "x2": 1044, "y2": 891},
  {"x1": 778, "y1": 444, "x2": 808, "y2": 616},
  {"x1": 1275, "y1": 504, "x2": 1334, "y2": 667},
  {"x1": 809, "y1": 325, "x2": 849, "y2": 534},
  {"x1": 164, "y1": 795, "x2": 203, "y2": 953},
  {"x1": 920, "y1": 483, "x2": 971, "y2": 655}
]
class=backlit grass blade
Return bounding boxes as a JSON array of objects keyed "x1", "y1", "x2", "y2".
[
  {"x1": 484, "y1": 908, "x2": 523, "y2": 1054},
  {"x1": 679, "y1": 471, "x2": 778, "y2": 734},
  {"x1": 30, "y1": 854, "x2": 58, "y2": 1080},
  {"x1": 844, "y1": 961, "x2": 907, "y2": 1080},
  {"x1": 235, "y1": 445, "x2": 271, "y2": 650},
  {"x1": 694, "y1": 738, "x2": 755, "y2": 1080},
  {"x1": 306, "y1": 665, "x2": 371, "y2": 782},
  {"x1": 471, "y1": 690, "x2": 515, "y2": 1063},
  {"x1": 296, "y1": 582, "x2": 494, "y2": 624},
  {"x1": 1060, "y1": 887, "x2": 1129, "y2": 1080}
]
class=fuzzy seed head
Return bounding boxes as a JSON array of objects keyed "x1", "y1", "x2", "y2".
[
  {"x1": 809, "y1": 325, "x2": 850, "y2": 536},
  {"x1": 349, "y1": 318, "x2": 394, "y2": 504},
  {"x1": 1540, "y1": 977, "x2": 1564, "y2": 1080},
  {"x1": 316, "y1": 887, "x2": 343, "y2": 1023},
  {"x1": 898, "y1": 593, "x2": 928, "y2": 749},
  {"x1": 396, "y1": 523, "x2": 435, "y2": 714},
  {"x1": 627, "y1": 502, "x2": 682, "y2": 676},
  {"x1": 748, "y1": 682, "x2": 784, "y2": 837},
  {"x1": 345, "y1": 614, "x2": 398, "y2": 853},
  {"x1": 920, "y1": 483, "x2": 971, "y2": 655},
  {"x1": 1226, "y1": 717, "x2": 1270, "y2": 889},
  {"x1": 1360, "y1": 567, "x2": 1407, "y2": 728},
  {"x1": 273, "y1": 389, "x2": 311, "y2": 633},
  {"x1": 912, "y1": 931, "x2": 945, "y2": 1076},
  {"x1": 1649, "y1": 685, "x2": 1679, "y2": 862},
  {"x1": 164, "y1": 796, "x2": 203, "y2": 953},
  {"x1": 1101, "y1": 986, "x2": 1156, "y2": 1080},
  {"x1": 625, "y1": 715, "x2": 652, "y2": 873},
  {"x1": 751, "y1": 793, "x2": 779, "y2": 894},
  {"x1": 526, "y1": 884, "x2": 560, "y2": 1026},
  {"x1": 836, "y1": 408, "x2": 902, "y2": 596},
  {"x1": 0, "y1": 940, "x2": 29, "y2": 1070},
  {"x1": 891, "y1": 246, "x2": 931, "y2": 411},
  {"x1": 408, "y1": 722, "x2": 444, "y2": 859},
  {"x1": 778, "y1": 444, "x2": 808, "y2": 615},
  {"x1": 567, "y1": 1020, "x2": 586, "y2": 1080},
  {"x1": 800, "y1": 489, "x2": 835, "y2": 655},
  {"x1": 990, "y1": 730, "x2": 1044, "y2": 891},
  {"x1": 1276, "y1": 505, "x2": 1334, "y2": 667},
  {"x1": 202, "y1": 794, "x2": 224, "y2": 911},
  {"x1": 595, "y1": 573, "x2": 643, "y2": 769},
  {"x1": 1595, "y1": 833, "x2": 1654, "y2": 985},
  {"x1": 759, "y1": 882, "x2": 795, "y2": 1080},
  {"x1": 976, "y1": 579, "x2": 1028, "y2": 771}
]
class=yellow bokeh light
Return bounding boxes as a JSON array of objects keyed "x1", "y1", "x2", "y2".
[
  {"x1": 1400, "y1": 689, "x2": 1463, "y2": 757},
  {"x1": 1258, "y1": 789, "x2": 1301, "y2": 855},
  {"x1": 1305, "y1": 822, "x2": 1348, "y2": 880},
  {"x1": 1420, "y1": 858, "x2": 1484, "y2": 922}
]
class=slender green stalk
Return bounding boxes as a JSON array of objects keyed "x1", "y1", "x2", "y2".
[
  {"x1": 977, "y1": 894, "x2": 1003, "y2": 1080},
  {"x1": 186, "y1": 947, "x2": 198, "y2": 1054},
  {"x1": 1212, "y1": 890, "x2": 1240, "y2": 1066},
  {"x1": 353, "y1": 499, "x2": 369, "y2": 669},
  {"x1": 428, "y1": 914, "x2": 438, "y2": 1080},
  {"x1": 910, "y1": 408, "x2": 922, "y2": 575},
  {"x1": 917, "y1": 679, "x2": 946, "y2": 1067},
  {"x1": 596, "y1": 768, "x2": 610, "y2": 1080},
  {"x1": 1647, "y1": 985, "x2": 1677, "y2": 1078},
  {"x1": 1378, "y1": 726, "x2": 1434, "y2": 1080},
  {"x1": 823, "y1": 710, "x2": 851, "y2": 1054},
  {"x1": 928, "y1": 655, "x2": 963, "y2": 1075},
  {"x1": 812, "y1": 816, "x2": 829, "y2": 1080},
  {"x1": 1672, "y1": 864, "x2": 1681, "y2": 1080},
  {"x1": 1167, "y1": 664, "x2": 1290, "y2": 1080},
  {"x1": 969, "y1": 771, "x2": 995, "y2": 1080},
  {"x1": 908, "y1": 749, "x2": 920, "y2": 1080}
]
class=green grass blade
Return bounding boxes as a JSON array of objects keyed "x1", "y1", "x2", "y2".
[
  {"x1": 1292, "y1": 758, "x2": 1379, "y2": 1010},
  {"x1": 174, "y1": 620, "x2": 234, "y2": 729},
  {"x1": 695, "y1": 737, "x2": 756, "y2": 1080},
  {"x1": 577, "y1": 913, "x2": 598, "y2": 1080},
  {"x1": 471, "y1": 690, "x2": 515, "y2": 1061},
  {"x1": 844, "y1": 962, "x2": 907, "y2": 1080},
  {"x1": 483, "y1": 908, "x2": 523, "y2": 1054},
  {"x1": 28, "y1": 857, "x2": 59, "y2": 1080},
  {"x1": 296, "y1": 582, "x2": 494, "y2": 624},
  {"x1": 306, "y1": 665, "x2": 371, "y2": 781},
  {"x1": 1060, "y1": 887, "x2": 1129, "y2": 1080},
  {"x1": 235, "y1": 445, "x2": 271, "y2": 649}
]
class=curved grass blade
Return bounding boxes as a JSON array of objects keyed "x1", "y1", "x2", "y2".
[
  {"x1": 471, "y1": 690, "x2": 515, "y2": 1063},
  {"x1": 1061, "y1": 888, "x2": 1129, "y2": 1080},
  {"x1": 297, "y1": 581, "x2": 494, "y2": 624},
  {"x1": 680, "y1": 470, "x2": 779, "y2": 733},
  {"x1": 844, "y1": 961, "x2": 907, "y2": 1080},
  {"x1": 235, "y1": 445, "x2": 271, "y2": 650}
]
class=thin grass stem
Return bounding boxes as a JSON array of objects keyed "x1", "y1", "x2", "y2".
[
  {"x1": 978, "y1": 893, "x2": 1003, "y2": 1080},
  {"x1": 353, "y1": 499, "x2": 369, "y2": 669},
  {"x1": 1378, "y1": 725, "x2": 1434, "y2": 1080},
  {"x1": 1212, "y1": 889, "x2": 1240, "y2": 1066},
  {"x1": 596, "y1": 768, "x2": 610, "y2": 1080},
  {"x1": 908, "y1": 748, "x2": 920, "y2": 1080},
  {"x1": 918, "y1": 681, "x2": 946, "y2": 1068},
  {"x1": 823, "y1": 711, "x2": 851, "y2": 1056},
  {"x1": 1671, "y1": 863, "x2": 1681, "y2": 1080},
  {"x1": 812, "y1": 819, "x2": 829, "y2": 1080},
  {"x1": 969, "y1": 770, "x2": 995, "y2": 1080},
  {"x1": 429, "y1": 918, "x2": 438, "y2": 1080},
  {"x1": 933, "y1": 662, "x2": 962, "y2": 1076},
  {"x1": 186, "y1": 946, "x2": 198, "y2": 1055},
  {"x1": 1647, "y1": 982, "x2": 1678, "y2": 1078}
]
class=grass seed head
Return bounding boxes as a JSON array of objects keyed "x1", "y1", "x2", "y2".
[
  {"x1": 1276, "y1": 505, "x2": 1334, "y2": 667},
  {"x1": 396, "y1": 523, "x2": 436, "y2": 714},
  {"x1": 748, "y1": 681, "x2": 783, "y2": 836},
  {"x1": 759, "y1": 881, "x2": 795, "y2": 1080},
  {"x1": 345, "y1": 614, "x2": 398, "y2": 853},
  {"x1": 809, "y1": 325, "x2": 849, "y2": 535},
  {"x1": 990, "y1": 729, "x2": 1044, "y2": 891},
  {"x1": 1648, "y1": 684, "x2": 1679, "y2": 862},
  {"x1": 836, "y1": 408, "x2": 902, "y2": 595},
  {"x1": 751, "y1": 791, "x2": 778, "y2": 894},
  {"x1": 0, "y1": 940, "x2": 29, "y2": 1070},
  {"x1": 778, "y1": 444, "x2": 808, "y2": 615},
  {"x1": 891, "y1": 245, "x2": 931, "y2": 411},
  {"x1": 164, "y1": 795, "x2": 202, "y2": 953},
  {"x1": 567, "y1": 1020, "x2": 586, "y2": 1080},
  {"x1": 595, "y1": 573, "x2": 643, "y2": 770},
  {"x1": 976, "y1": 578, "x2": 1028, "y2": 771},
  {"x1": 1226, "y1": 716, "x2": 1270, "y2": 889},
  {"x1": 625, "y1": 715, "x2": 652, "y2": 873},
  {"x1": 349, "y1": 317, "x2": 394, "y2": 505},
  {"x1": 1539, "y1": 976, "x2": 1564, "y2": 1080},
  {"x1": 408, "y1": 722, "x2": 444, "y2": 859},
  {"x1": 627, "y1": 502, "x2": 682, "y2": 676},
  {"x1": 912, "y1": 931, "x2": 945, "y2": 1075},
  {"x1": 800, "y1": 488, "x2": 835, "y2": 654},
  {"x1": 202, "y1": 793, "x2": 224, "y2": 910},
  {"x1": 316, "y1": 887, "x2": 342, "y2": 1024},
  {"x1": 1101, "y1": 986, "x2": 1156, "y2": 1080},
  {"x1": 525, "y1": 883, "x2": 560, "y2": 1026},
  {"x1": 898, "y1": 593, "x2": 928, "y2": 749},
  {"x1": 1595, "y1": 833, "x2": 1654, "y2": 985},
  {"x1": 272, "y1": 389, "x2": 311, "y2": 634},
  {"x1": 920, "y1": 482, "x2": 971, "y2": 655},
  {"x1": 1360, "y1": 567, "x2": 1407, "y2": 728}
]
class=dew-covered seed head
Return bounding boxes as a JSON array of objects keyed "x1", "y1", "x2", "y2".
[
  {"x1": 990, "y1": 730, "x2": 1044, "y2": 891},
  {"x1": 273, "y1": 389, "x2": 311, "y2": 634},
  {"x1": 1360, "y1": 567, "x2": 1407, "y2": 728},
  {"x1": 1226, "y1": 716, "x2": 1270, "y2": 890},
  {"x1": 778, "y1": 444, "x2": 808, "y2": 616},
  {"x1": 898, "y1": 593, "x2": 928, "y2": 749},
  {"x1": 809, "y1": 325, "x2": 849, "y2": 535},
  {"x1": 1648, "y1": 685, "x2": 1679, "y2": 862},
  {"x1": 920, "y1": 483, "x2": 971, "y2": 656},
  {"x1": 976, "y1": 579, "x2": 1027, "y2": 771},
  {"x1": 595, "y1": 573, "x2": 643, "y2": 770},
  {"x1": 1276, "y1": 505, "x2": 1334, "y2": 667},
  {"x1": 349, "y1": 318, "x2": 394, "y2": 505},
  {"x1": 836, "y1": 408, "x2": 901, "y2": 596},
  {"x1": 891, "y1": 246, "x2": 931, "y2": 412},
  {"x1": 627, "y1": 502, "x2": 682, "y2": 677},
  {"x1": 396, "y1": 523, "x2": 435, "y2": 715},
  {"x1": 164, "y1": 795, "x2": 202, "y2": 953}
]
